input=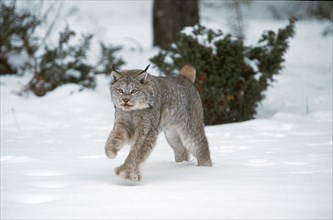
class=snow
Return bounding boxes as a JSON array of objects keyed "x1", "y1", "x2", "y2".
[
  {"x1": 7, "y1": 50, "x2": 30, "y2": 72},
  {"x1": 244, "y1": 57, "x2": 260, "y2": 73},
  {"x1": 66, "y1": 69, "x2": 81, "y2": 79},
  {"x1": 181, "y1": 25, "x2": 230, "y2": 55},
  {"x1": 9, "y1": 34, "x2": 24, "y2": 48},
  {"x1": 1, "y1": 1, "x2": 332, "y2": 219}
]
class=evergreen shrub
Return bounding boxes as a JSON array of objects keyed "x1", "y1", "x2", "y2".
[
  {"x1": 28, "y1": 26, "x2": 95, "y2": 96},
  {"x1": 1, "y1": 2, "x2": 125, "y2": 96},
  {"x1": 28, "y1": 26, "x2": 125, "y2": 96},
  {"x1": 150, "y1": 18, "x2": 296, "y2": 125},
  {"x1": 0, "y1": 3, "x2": 40, "y2": 74}
]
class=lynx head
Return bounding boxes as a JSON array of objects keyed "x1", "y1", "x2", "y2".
[{"x1": 109, "y1": 65, "x2": 153, "y2": 111}]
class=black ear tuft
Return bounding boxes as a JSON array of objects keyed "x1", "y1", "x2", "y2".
[
  {"x1": 143, "y1": 64, "x2": 150, "y2": 72},
  {"x1": 139, "y1": 64, "x2": 150, "y2": 74},
  {"x1": 112, "y1": 64, "x2": 117, "y2": 73}
]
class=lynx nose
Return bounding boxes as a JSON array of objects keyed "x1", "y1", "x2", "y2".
[{"x1": 122, "y1": 98, "x2": 130, "y2": 103}]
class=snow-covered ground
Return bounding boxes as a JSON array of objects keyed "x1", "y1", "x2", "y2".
[{"x1": 1, "y1": 1, "x2": 332, "y2": 219}]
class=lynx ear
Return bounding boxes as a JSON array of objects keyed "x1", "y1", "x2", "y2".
[
  {"x1": 137, "y1": 64, "x2": 150, "y2": 84},
  {"x1": 111, "y1": 65, "x2": 123, "y2": 83},
  {"x1": 111, "y1": 71, "x2": 123, "y2": 83}
]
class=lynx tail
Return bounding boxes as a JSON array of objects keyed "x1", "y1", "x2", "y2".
[{"x1": 180, "y1": 65, "x2": 196, "y2": 83}]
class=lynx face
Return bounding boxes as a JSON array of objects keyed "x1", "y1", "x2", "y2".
[{"x1": 110, "y1": 70, "x2": 153, "y2": 111}]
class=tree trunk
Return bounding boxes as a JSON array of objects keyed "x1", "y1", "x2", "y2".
[{"x1": 153, "y1": 0, "x2": 199, "y2": 49}]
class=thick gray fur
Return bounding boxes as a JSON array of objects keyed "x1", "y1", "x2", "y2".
[{"x1": 105, "y1": 65, "x2": 212, "y2": 181}]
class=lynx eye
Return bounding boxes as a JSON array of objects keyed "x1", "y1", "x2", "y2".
[
  {"x1": 117, "y1": 89, "x2": 124, "y2": 94},
  {"x1": 130, "y1": 89, "x2": 138, "y2": 94}
]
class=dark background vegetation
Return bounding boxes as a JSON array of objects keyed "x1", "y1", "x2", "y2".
[{"x1": 1, "y1": 0, "x2": 331, "y2": 125}]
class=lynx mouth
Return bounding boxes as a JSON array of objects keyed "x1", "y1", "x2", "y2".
[{"x1": 120, "y1": 104, "x2": 134, "y2": 109}]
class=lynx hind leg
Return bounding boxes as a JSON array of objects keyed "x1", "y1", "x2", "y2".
[
  {"x1": 164, "y1": 128, "x2": 190, "y2": 162},
  {"x1": 179, "y1": 127, "x2": 212, "y2": 167}
]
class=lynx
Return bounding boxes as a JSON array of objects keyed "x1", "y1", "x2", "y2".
[{"x1": 105, "y1": 64, "x2": 212, "y2": 181}]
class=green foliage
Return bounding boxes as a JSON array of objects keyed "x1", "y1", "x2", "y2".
[
  {"x1": 28, "y1": 25, "x2": 126, "y2": 96},
  {"x1": 29, "y1": 26, "x2": 95, "y2": 96},
  {"x1": 0, "y1": 1, "x2": 125, "y2": 96},
  {"x1": 0, "y1": 2, "x2": 40, "y2": 74},
  {"x1": 150, "y1": 18, "x2": 296, "y2": 125}
]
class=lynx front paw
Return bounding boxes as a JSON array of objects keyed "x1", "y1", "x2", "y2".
[
  {"x1": 114, "y1": 166, "x2": 142, "y2": 182},
  {"x1": 105, "y1": 147, "x2": 117, "y2": 159}
]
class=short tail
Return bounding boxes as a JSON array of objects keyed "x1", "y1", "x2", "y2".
[{"x1": 180, "y1": 65, "x2": 196, "y2": 83}]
